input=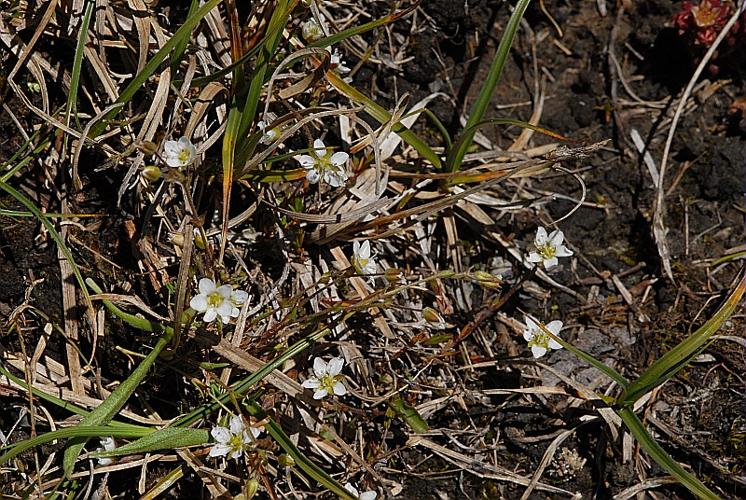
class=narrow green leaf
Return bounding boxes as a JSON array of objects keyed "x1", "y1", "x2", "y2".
[
  {"x1": 62, "y1": 329, "x2": 173, "y2": 476},
  {"x1": 91, "y1": 428, "x2": 209, "y2": 458},
  {"x1": 617, "y1": 407, "x2": 719, "y2": 499},
  {"x1": 534, "y1": 320, "x2": 629, "y2": 388},
  {"x1": 0, "y1": 363, "x2": 145, "y2": 431},
  {"x1": 309, "y1": 4, "x2": 417, "y2": 49},
  {"x1": 245, "y1": 403, "x2": 355, "y2": 500},
  {"x1": 66, "y1": 0, "x2": 94, "y2": 129},
  {"x1": 446, "y1": 0, "x2": 532, "y2": 172},
  {"x1": 0, "y1": 180, "x2": 91, "y2": 307},
  {"x1": 326, "y1": 70, "x2": 442, "y2": 168},
  {"x1": 88, "y1": 0, "x2": 221, "y2": 138},
  {"x1": 390, "y1": 397, "x2": 429, "y2": 433},
  {"x1": 0, "y1": 426, "x2": 151, "y2": 465},
  {"x1": 619, "y1": 275, "x2": 745, "y2": 405},
  {"x1": 171, "y1": 0, "x2": 200, "y2": 70}
]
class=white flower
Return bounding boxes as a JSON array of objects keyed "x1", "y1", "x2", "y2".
[
  {"x1": 522, "y1": 315, "x2": 563, "y2": 359},
  {"x1": 209, "y1": 415, "x2": 262, "y2": 460},
  {"x1": 302, "y1": 356, "x2": 346, "y2": 400},
  {"x1": 344, "y1": 483, "x2": 377, "y2": 500},
  {"x1": 163, "y1": 136, "x2": 197, "y2": 168},
  {"x1": 527, "y1": 226, "x2": 573, "y2": 269},
  {"x1": 190, "y1": 278, "x2": 248, "y2": 324},
  {"x1": 294, "y1": 138, "x2": 349, "y2": 187},
  {"x1": 328, "y1": 48, "x2": 350, "y2": 74},
  {"x1": 95, "y1": 437, "x2": 116, "y2": 466},
  {"x1": 302, "y1": 16, "x2": 325, "y2": 42},
  {"x1": 352, "y1": 240, "x2": 376, "y2": 275},
  {"x1": 257, "y1": 120, "x2": 281, "y2": 145}
]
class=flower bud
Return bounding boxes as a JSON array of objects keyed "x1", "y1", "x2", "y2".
[
  {"x1": 246, "y1": 479, "x2": 260, "y2": 499},
  {"x1": 139, "y1": 141, "x2": 158, "y2": 155},
  {"x1": 422, "y1": 307, "x2": 443, "y2": 324},
  {"x1": 141, "y1": 165, "x2": 162, "y2": 182},
  {"x1": 193, "y1": 227, "x2": 206, "y2": 250},
  {"x1": 278, "y1": 454, "x2": 295, "y2": 467},
  {"x1": 171, "y1": 232, "x2": 185, "y2": 248},
  {"x1": 474, "y1": 270, "x2": 502, "y2": 289},
  {"x1": 384, "y1": 267, "x2": 402, "y2": 282}
]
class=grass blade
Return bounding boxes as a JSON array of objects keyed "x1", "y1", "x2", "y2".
[
  {"x1": 88, "y1": 0, "x2": 221, "y2": 138},
  {"x1": 62, "y1": 329, "x2": 173, "y2": 476},
  {"x1": 1, "y1": 426, "x2": 152, "y2": 465},
  {"x1": 0, "y1": 180, "x2": 91, "y2": 308},
  {"x1": 90, "y1": 428, "x2": 209, "y2": 459},
  {"x1": 326, "y1": 70, "x2": 442, "y2": 168},
  {"x1": 246, "y1": 403, "x2": 355, "y2": 500},
  {"x1": 617, "y1": 407, "x2": 719, "y2": 499},
  {"x1": 446, "y1": 0, "x2": 532, "y2": 172},
  {"x1": 619, "y1": 273, "x2": 745, "y2": 405}
]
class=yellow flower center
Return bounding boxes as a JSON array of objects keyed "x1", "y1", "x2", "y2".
[
  {"x1": 229, "y1": 433, "x2": 245, "y2": 452},
  {"x1": 528, "y1": 331, "x2": 550, "y2": 350},
  {"x1": 537, "y1": 243, "x2": 556, "y2": 260},
  {"x1": 320, "y1": 374, "x2": 339, "y2": 394},
  {"x1": 178, "y1": 149, "x2": 191, "y2": 163},
  {"x1": 207, "y1": 292, "x2": 224, "y2": 308}
]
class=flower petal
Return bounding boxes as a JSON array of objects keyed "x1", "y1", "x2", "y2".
[
  {"x1": 328, "y1": 357, "x2": 344, "y2": 376},
  {"x1": 302, "y1": 378, "x2": 321, "y2": 389},
  {"x1": 531, "y1": 345, "x2": 548, "y2": 358},
  {"x1": 548, "y1": 229, "x2": 564, "y2": 246},
  {"x1": 203, "y1": 308, "x2": 218, "y2": 323},
  {"x1": 306, "y1": 168, "x2": 321, "y2": 184},
  {"x1": 313, "y1": 357, "x2": 328, "y2": 377},
  {"x1": 232, "y1": 290, "x2": 249, "y2": 305},
  {"x1": 217, "y1": 301, "x2": 233, "y2": 318},
  {"x1": 555, "y1": 245, "x2": 574, "y2": 257},
  {"x1": 313, "y1": 138, "x2": 326, "y2": 155},
  {"x1": 546, "y1": 320, "x2": 563, "y2": 336},
  {"x1": 217, "y1": 284, "x2": 233, "y2": 299},
  {"x1": 230, "y1": 448, "x2": 243, "y2": 460},
  {"x1": 249, "y1": 426, "x2": 263, "y2": 439},
  {"x1": 211, "y1": 426, "x2": 230, "y2": 443},
  {"x1": 527, "y1": 252, "x2": 543, "y2": 263},
  {"x1": 199, "y1": 278, "x2": 216, "y2": 295},
  {"x1": 332, "y1": 381, "x2": 347, "y2": 396},
  {"x1": 534, "y1": 227, "x2": 548, "y2": 245},
  {"x1": 345, "y1": 484, "x2": 360, "y2": 497},
  {"x1": 296, "y1": 155, "x2": 316, "y2": 168},
  {"x1": 313, "y1": 388, "x2": 328, "y2": 400},
  {"x1": 229, "y1": 415, "x2": 244, "y2": 434},
  {"x1": 357, "y1": 240, "x2": 370, "y2": 259},
  {"x1": 190, "y1": 294, "x2": 208, "y2": 312},
  {"x1": 544, "y1": 257, "x2": 559, "y2": 269},
  {"x1": 360, "y1": 492, "x2": 378, "y2": 500},
  {"x1": 330, "y1": 151, "x2": 348, "y2": 166},
  {"x1": 548, "y1": 338, "x2": 563, "y2": 350},
  {"x1": 522, "y1": 329, "x2": 535, "y2": 342},
  {"x1": 209, "y1": 443, "x2": 231, "y2": 457}
]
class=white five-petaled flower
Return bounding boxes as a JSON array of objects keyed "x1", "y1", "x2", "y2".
[
  {"x1": 344, "y1": 483, "x2": 377, "y2": 500},
  {"x1": 95, "y1": 437, "x2": 116, "y2": 466},
  {"x1": 294, "y1": 138, "x2": 349, "y2": 187},
  {"x1": 352, "y1": 240, "x2": 376, "y2": 275},
  {"x1": 190, "y1": 278, "x2": 249, "y2": 324},
  {"x1": 302, "y1": 357, "x2": 346, "y2": 400},
  {"x1": 522, "y1": 315, "x2": 563, "y2": 359},
  {"x1": 302, "y1": 16, "x2": 325, "y2": 42},
  {"x1": 163, "y1": 136, "x2": 197, "y2": 168},
  {"x1": 209, "y1": 415, "x2": 262, "y2": 460},
  {"x1": 527, "y1": 226, "x2": 573, "y2": 270}
]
